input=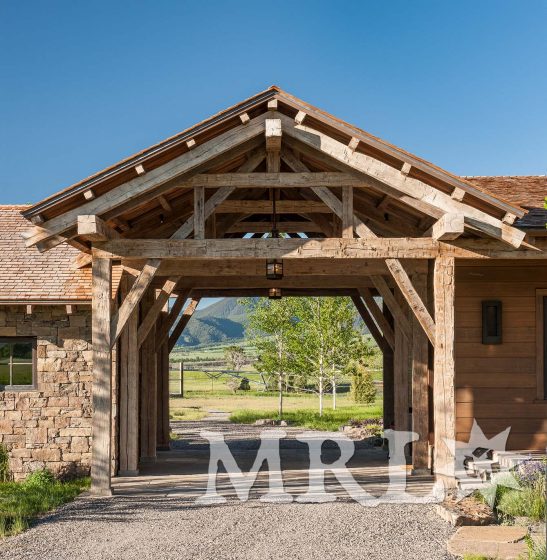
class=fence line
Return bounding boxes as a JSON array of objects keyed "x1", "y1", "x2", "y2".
[{"x1": 168, "y1": 362, "x2": 383, "y2": 397}]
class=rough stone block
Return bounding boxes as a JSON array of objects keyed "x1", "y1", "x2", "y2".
[
  {"x1": 31, "y1": 448, "x2": 61, "y2": 462},
  {"x1": 26, "y1": 427, "x2": 48, "y2": 445},
  {"x1": 71, "y1": 437, "x2": 89, "y2": 453}
]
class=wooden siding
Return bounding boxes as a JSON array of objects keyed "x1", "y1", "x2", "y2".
[{"x1": 455, "y1": 260, "x2": 547, "y2": 450}]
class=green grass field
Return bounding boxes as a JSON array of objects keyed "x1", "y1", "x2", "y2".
[{"x1": 168, "y1": 339, "x2": 384, "y2": 431}]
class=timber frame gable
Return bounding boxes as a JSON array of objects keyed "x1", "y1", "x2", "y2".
[{"x1": 16, "y1": 86, "x2": 547, "y2": 495}]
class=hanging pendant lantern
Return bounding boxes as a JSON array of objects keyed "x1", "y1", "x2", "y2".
[
  {"x1": 268, "y1": 287, "x2": 282, "y2": 300},
  {"x1": 266, "y1": 258, "x2": 284, "y2": 280}
]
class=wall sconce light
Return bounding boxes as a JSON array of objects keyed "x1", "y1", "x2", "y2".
[
  {"x1": 482, "y1": 300, "x2": 502, "y2": 344},
  {"x1": 268, "y1": 288, "x2": 282, "y2": 300},
  {"x1": 266, "y1": 259, "x2": 284, "y2": 280}
]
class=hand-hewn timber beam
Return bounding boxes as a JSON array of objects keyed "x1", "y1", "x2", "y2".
[
  {"x1": 187, "y1": 172, "x2": 366, "y2": 188},
  {"x1": 280, "y1": 148, "x2": 375, "y2": 239},
  {"x1": 168, "y1": 297, "x2": 201, "y2": 352},
  {"x1": 24, "y1": 112, "x2": 270, "y2": 249},
  {"x1": 411, "y1": 269, "x2": 430, "y2": 473},
  {"x1": 433, "y1": 255, "x2": 456, "y2": 481},
  {"x1": 282, "y1": 146, "x2": 435, "y2": 342},
  {"x1": 227, "y1": 221, "x2": 321, "y2": 234},
  {"x1": 155, "y1": 290, "x2": 190, "y2": 348},
  {"x1": 358, "y1": 288, "x2": 395, "y2": 350},
  {"x1": 351, "y1": 294, "x2": 389, "y2": 354},
  {"x1": 266, "y1": 118, "x2": 281, "y2": 173},
  {"x1": 425, "y1": 213, "x2": 465, "y2": 241},
  {"x1": 194, "y1": 186, "x2": 205, "y2": 240},
  {"x1": 136, "y1": 276, "x2": 179, "y2": 348},
  {"x1": 342, "y1": 186, "x2": 354, "y2": 239},
  {"x1": 94, "y1": 238, "x2": 441, "y2": 260},
  {"x1": 174, "y1": 275, "x2": 384, "y2": 289},
  {"x1": 110, "y1": 259, "x2": 160, "y2": 348},
  {"x1": 370, "y1": 275, "x2": 412, "y2": 342},
  {"x1": 94, "y1": 236, "x2": 545, "y2": 261},
  {"x1": 90, "y1": 256, "x2": 113, "y2": 496},
  {"x1": 279, "y1": 113, "x2": 525, "y2": 248},
  {"x1": 216, "y1": 200, "x2": 331, "y2": 214},
  {"x1": 385, "y1": 259, "x2": 436, "y2": 345},
  {"x1": 111, "y1": 150, "x2": 268, "y2": 345},
  {"x1": 77, "y1": 215, "x2": 121, "y2": 242},
  {"x1": 170, "y1": 149, "x2": 266, "y2": 241},
  {"x1": 463, "y1": 216, "x2": 525, "y2": 248}
]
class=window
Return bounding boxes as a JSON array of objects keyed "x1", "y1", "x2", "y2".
[{"x1": 0, "y1": 338, "x2": 36, "y2": 389}]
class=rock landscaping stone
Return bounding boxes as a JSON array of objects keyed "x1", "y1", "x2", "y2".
[{"x1": 435, "y1": 494, "x2": 495, "y2": 526}]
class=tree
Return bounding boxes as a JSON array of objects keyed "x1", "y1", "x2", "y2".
[
  {"x1": 224, "y1": 345, "x2": 246, "y2": 371},
  {"x1": 242, "y1": 298, "x2": 297, "y2": 418},
  {"x1": 347, "y1": 360, "x2": 377, "y2": 404},
  {"x1": 290, "y1": 297, "x2": 361, "y2": 415}
]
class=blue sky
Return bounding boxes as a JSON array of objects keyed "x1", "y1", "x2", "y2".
[{"x1": 1, "y1": 0, "x2": 546, "y2": 207}]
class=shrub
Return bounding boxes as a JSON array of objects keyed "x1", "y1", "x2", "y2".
[
  {"x1": 23, "y1": 469, "x2": 55, "y2": 489},
  {"x1": 525, "y1": 536, "x2": 546, "y2": 560},
  {"x1": 348, "y1": 417, "x2": 383, "y2": 437},
  {"x1": 0, "y1": 444, "x2": 11, "y2": 483},
  {"x1": 516, "y1": 458, "x2": 547, "y2": 485},
  {"x1": 226, "y1": 378, "x2": 240, "y2": 394},
  {"x1": 347, "y1": 361, "x2": 376, "y2": 404},
  {"x1": 496, "y1": 476, "x2": 545, "y2": 522}
]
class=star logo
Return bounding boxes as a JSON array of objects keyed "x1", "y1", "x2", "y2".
[{"x1": 443, "y1": 420, "x2": 520, "y2": 503}]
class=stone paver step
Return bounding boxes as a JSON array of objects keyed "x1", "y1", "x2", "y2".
[{"x1": 447, "y1": 526, "x2": 528, "y2": 560}]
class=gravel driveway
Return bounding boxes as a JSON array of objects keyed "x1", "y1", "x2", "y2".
[
  {"x1": 0, "y1": 495, "x2": 455, "y2": 560},
  {"x1": 0, "y1": 418, "x2": 456, "y2": 559}
]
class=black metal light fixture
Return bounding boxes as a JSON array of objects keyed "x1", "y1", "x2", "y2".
[
  {"x1": 266, "y1": 258, "x2": 284, "y2": 280},
  {"x1": 482, "y1": 300, "x2": 502, "y2": 344},
  {"x1": 268, "y1": 287, "x2": 282, "y2": 300}
]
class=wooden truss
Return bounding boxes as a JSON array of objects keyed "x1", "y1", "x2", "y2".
[{"x1": 22, "y1": 87, "x2": 540, "y2": 494}]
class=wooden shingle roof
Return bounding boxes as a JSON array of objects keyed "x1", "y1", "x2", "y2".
[
  {"x1": 465, "y1": 176, "x2": 547, "y2": 229},
  {"x1": 0, "y1": 205, "x2": 92, "y2": 302}
]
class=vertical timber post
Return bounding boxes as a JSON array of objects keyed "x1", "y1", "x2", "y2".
[
  {"x1": 394, "y1": 290, "x2": 410, "y2": 433},
  {"x1": 156, "y1": 308, "x2": 171, "y2": 451},
  {"x1": 433, "y1": 255, "x2": 456, "y2": 483},
  {"x1": 140, "y1": 287, "x2": 157, "y2": 461},
  {"x1": 382, "y1": 303, "x2": 395, "y2": 430},
  {"x1": 411, "y1": 264, "x2": 430, "y2": 473},
  {"x1": 118, "y1": 273, "x2": 140, "y2": 476},
  {"x1": 91, "y1": 256, "x2": 113, "y2": 495}
]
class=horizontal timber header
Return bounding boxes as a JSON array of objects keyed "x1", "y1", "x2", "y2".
[
  {"x1": 186, "y1": 172, "x2": 366, "y2": 188},
  {"x1": 92, "y1": 237, "x2": 547, "y2": 260}
]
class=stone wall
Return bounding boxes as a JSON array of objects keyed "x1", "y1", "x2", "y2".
[{"x1": 0, "y1": 305, "x2": 93, "y2": 480}]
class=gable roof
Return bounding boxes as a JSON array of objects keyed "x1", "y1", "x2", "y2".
[{"x1": 21, "y1": 86, "x2": 525, "y2": 227}]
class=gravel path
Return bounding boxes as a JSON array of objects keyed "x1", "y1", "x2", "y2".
[{"x1": 0, "y1": 496, "x2": 455, "y2": 560}]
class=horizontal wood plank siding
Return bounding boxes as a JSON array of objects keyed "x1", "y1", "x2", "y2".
[{"x1": 455, "y1": 260, "x2": 547, "y2": 450}]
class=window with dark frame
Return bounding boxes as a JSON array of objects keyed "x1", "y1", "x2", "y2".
[{"x1": 0, "y1": 338, "x2": 36, "y2": 389}]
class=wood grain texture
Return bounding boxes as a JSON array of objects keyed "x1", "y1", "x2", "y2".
[{"x1": 90, "y1": 256, "x2": 113, "y2": 495}]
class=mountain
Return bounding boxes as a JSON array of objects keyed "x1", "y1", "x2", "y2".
[
  {"x1": 176, "y1": 298, "x2": 249, "y2": 347},
  {"x1": 175, "y1": 296, "x2": 374, "y2": 348}
]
